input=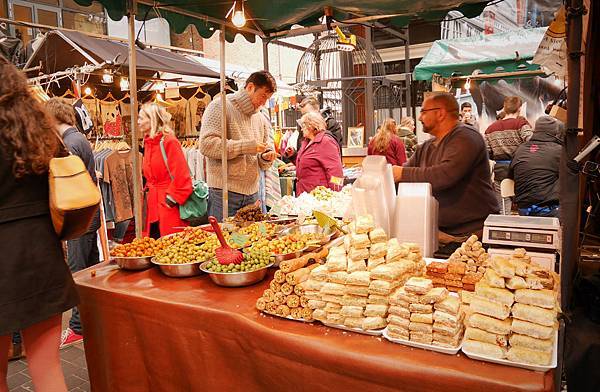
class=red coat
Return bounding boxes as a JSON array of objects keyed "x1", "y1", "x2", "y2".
[
  {"x1": 142, "y1": 133, "x2": 193, "y2": 237},
  {"x1": 367, "y1": 135, "x2": 407, "y2": 166},
  {"x1": 295, "y1": 132, "x2": 344, "y2": 195}
]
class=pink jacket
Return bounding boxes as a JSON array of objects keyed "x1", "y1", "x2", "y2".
[{"x1": 295, "y1": 132, "x2": 344, "y2": 195}]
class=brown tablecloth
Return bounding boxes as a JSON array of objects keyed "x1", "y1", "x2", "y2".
[{"x1": 75, "y1": 263, "x2": 554, "y2": 392}]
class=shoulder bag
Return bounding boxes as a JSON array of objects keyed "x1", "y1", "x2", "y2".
[
  {"x1": 49, "y1": 132, "x2": 101, "y2": 240},
  {"x1": 159, "y1": 137, "x2": 208, "y2": 220}
]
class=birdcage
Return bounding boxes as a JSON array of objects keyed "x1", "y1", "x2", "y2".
[{"x1": 296, "y1": 31, "x2": 403, "y2": 144}]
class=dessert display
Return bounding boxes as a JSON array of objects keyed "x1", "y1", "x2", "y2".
[
  {"x1": 270, "y1": 185, "x2": 352, "y2": 217},
  {"x1": 305, "y1": 215, "x2": 426, "y2": 334},
  {"x1": 256, "y1": 250, "x2": 329, "y2": 321},
  {"x1": 426, "y1": 235, "x2": 488, "y2": 292},
  {"x1": 384, "y1": 277, "x2": 465, "y2": 351},
  {"x1": 461, "y1": 248, "x2": 559, "y2": 368}
]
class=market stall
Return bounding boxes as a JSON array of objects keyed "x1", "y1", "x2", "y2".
[{"x1": 75, "y1": 265, "x2": 553, "y2": 392}]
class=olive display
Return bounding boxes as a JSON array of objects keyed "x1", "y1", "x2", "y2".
[
  {"x1": 112, "y1": 237, "x2": 165, "y2": 257},
  {"x1": 249, "y1": 233, "x2": 312, "y2": 255},
  {"x1": 154, "y1": 240, "x2": 204, "y2": 264},
  {"x1": 204, "y1": 250, "x2": 272, "y2": 273},
  {"x1": 238, "y1": 222, "x2": 281, "y2": 242}
]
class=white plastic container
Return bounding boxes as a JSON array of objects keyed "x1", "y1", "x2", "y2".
[
  {"x1": 392, "y1": 183, "x2": 438, "y2": 257},
  {"x1": 352, "y1": 175, "x2": 390, "y2": 233}
]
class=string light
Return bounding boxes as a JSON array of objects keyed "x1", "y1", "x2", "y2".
[
  {"x1": 464, "y1": 78, "x2": 471, "y2": 91},
  {"x1": 226, "y1": 1, "x2": 246, "y2": 28},
  {"x1": 84, "y1": 87, "x2": 92, "y2": 95},
  {"x1": 120, "y1": 77, "x2": 129, "y2": 91}
]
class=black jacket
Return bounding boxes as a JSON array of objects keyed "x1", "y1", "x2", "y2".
[{"x1": 509, "y1": 130, "x2": 562, "y2": 207}]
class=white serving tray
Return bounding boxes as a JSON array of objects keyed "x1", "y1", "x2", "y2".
[
  {"x1": 322, "y1": 321, "x2": 384, "y2": 336},
  {"x1": 382, "y1": 327, "x2": 463, "y2": 355},
  {"x1": 461, "y1": 331, "x2": 558, "y2": 372}
]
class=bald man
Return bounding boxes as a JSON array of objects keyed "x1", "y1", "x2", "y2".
[{"x1": 392, "y1": 92, "x2": 498, "y2": 243}]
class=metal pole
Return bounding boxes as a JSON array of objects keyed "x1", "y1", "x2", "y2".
[
  {"x1": 220, "y1": 25, "x2": 229, "y2": 221},
  {"x1": 561, "y1": 0, "x2": 584, "y2": 312},
  {"x1": 365, "y1": 26, "x2": 374, "y2": 142},
  {"x1": 127, "y1": 0, "x2": 142, "y2": 237},
  {"x1": 262, "y1": 38, "x2": 269, "y2": 71},
  {"x1": 404, "y1": 27, "x2": 412, "y2": 119}
]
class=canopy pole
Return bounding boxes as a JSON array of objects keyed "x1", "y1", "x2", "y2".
[
  {"x1": 220, "y1": 25, "x2": 229, "y2": 221},
  {"x1": 128, "y1": 0, "x2": 142, "y2": 237},
  {"x1": 262, "y1": 38, "x2": 269, "y2": 71},
  {"x1": 404, "y1": 27, "x2": 413, "y2": 119},
  {"x1": 365, "y1": 26, "x2": 374, "y2": 142}
]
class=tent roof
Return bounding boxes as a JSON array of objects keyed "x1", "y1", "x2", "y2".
[
  {"x1": 25, "y1": 30, "x2": 219, "y2": 79},
  {"x1": 413, "y1": 27, "x2": 547, "y2": 81},
  {"x1": 73, "y1": 0, "x2": 490, "y2": 43}
]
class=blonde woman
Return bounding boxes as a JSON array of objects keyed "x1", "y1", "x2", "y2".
[
  {"x1": 368, "y1": 118, "x2": 407, "y2": 165},
  {"x1": 295, "y1": 111, "x2": 343, "y2": 195},
  {"x1": 139, "y1": 103, "x2": 192, "y2": 237}
]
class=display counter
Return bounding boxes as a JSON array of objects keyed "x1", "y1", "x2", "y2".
[{"x1": 75, "y1": 263, "x2": 554, "y2": 392}]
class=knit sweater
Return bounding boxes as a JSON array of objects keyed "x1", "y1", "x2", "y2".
[{"x1": 199, "y1": 90, "x2": 272, "y2": 195}]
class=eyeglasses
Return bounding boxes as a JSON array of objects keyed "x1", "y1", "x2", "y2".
[{"x1": 420, "y1": 107, "x2": 442, "y2": 113}]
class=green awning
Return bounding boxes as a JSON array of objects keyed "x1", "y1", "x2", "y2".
[
  {"x1": 413, "y1": 27, "x2": 547, "y2": 80},
  {"x1": 74, "y1": 1, "x2": 490, "y2": 43}
]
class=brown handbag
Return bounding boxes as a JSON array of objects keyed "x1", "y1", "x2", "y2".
[{"x1": 49, "y1": 134, "x2": 101, "y2": 240}]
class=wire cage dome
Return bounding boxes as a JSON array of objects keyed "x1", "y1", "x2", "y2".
[{"x1": 296, "y1": 31, "x2": 403, "y2": 144}]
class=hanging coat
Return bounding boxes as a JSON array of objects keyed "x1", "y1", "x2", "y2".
[{"x1": 142, "y1": 132, "x2": 193, "y2": 237}]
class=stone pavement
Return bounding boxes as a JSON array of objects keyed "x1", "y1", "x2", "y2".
[{"x1": 7, "y1": 342, "x2": 89, "y2": 392}]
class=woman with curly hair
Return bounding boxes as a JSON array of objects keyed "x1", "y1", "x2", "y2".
[
  {"x1": 368, "y1": 118, "x2": 407, "y2": 166},
  {"x1": 0, "y1": 58, "x2": 77, "y2": 391}
]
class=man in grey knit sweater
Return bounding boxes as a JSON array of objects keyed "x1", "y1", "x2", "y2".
[
  {"x1": 393, "y1": 92, "x2": 498, "y2": 243},
  {"x1": 199, "y1": 71, "x2": 277, "y2": 221}
]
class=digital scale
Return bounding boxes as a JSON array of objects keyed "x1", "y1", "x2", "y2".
[{"x1": 482, "y1": 215, "x2": 561, "y2": 272}]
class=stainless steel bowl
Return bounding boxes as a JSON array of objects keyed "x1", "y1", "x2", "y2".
[
  {"x1": 199, "y1": 260, "x2": 272, "y2": 287},
  {"x1": 151, "y1": 258, "x2": 202, "y2": 278},
  {"x1": 114, "y1": 256, "x2": 153, "y2": 271},
  {"x1": 279, "y1": 224, "x2": 337, "y2": 251},
  {"x1": 272, "y1": 248, "x2": 308, "y2": 265}
]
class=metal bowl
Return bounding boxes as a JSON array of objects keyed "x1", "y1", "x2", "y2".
[
  {"x1": 279, "y1": 224, "x2": 337, "y2": 251},
  {"x1": 113, "y1": 256, "x2": 153, "y2": 271},
  {"x1": 151, "y1": 258, "x2": 202, "y2": 278},
  {"x1": 272, "y1": 248, "x2": 308, "y2": 265},
  {"x1": 199, "y1": 260, "x2": 272, "y2": 287}
]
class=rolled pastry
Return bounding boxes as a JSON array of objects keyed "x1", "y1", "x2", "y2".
[
  {"x1": 301, "y1": 307, "x2": 313, "y2": 320},
  {"x1": 274, "y1": 270, "x2": 287, "y2": 283},
  {"x1": 276, "y1": 305, "x2": 291, "y2": 317},
  {"x1": 509, "y1": 333, "x2": 554, "y2": 352},
  {"x1": 369, "y1": 228, "x2": 388, "y2": 244},
  {"x1": 362, "y1": 316, "x2": 387, "y2": 330},
  {"x1": 286, "y1": 265, "x2": 317, "y2": 285},
  {"x1": 483, "y1": 268, "x2": 505, "y2": 288},
  {"x1": 464, "y1": 327, "x2": 508, "y2": 347},
  {"x1": 308, "y1": 299, "x2": 327, "y2": 309},
  {"x1": 324, "y1": 302, "x2": 342, "y2": 313},
  {"x1": 300, "y1": 295, "x2": 309, "y2": 308},
  {"x1": 507, "y1": 346, "x2": 552, "y2": 366},
  {"x1": 270, "y1": 280, "x2": 282, "y2": 293},
  {"x1": 280, "y1": 283, "x2": 294, "y2": 296},
  {"x1": 256, "y1": 297, "x2": 267, "y2": 311},
  {"x1": 340, "y1": 305, "x2": 364, "y2": 318},
  {"x1": 511, "y1": 303, "x2": 557, "y2": 327},
  {"x1": 310, "y1": 265, "x2": 329, "y2": 281},
  {"x1": 463, "y1": 339, "x2": 507, "y2": 359},
  {"x1": 468, "y1": 313, "x2": 512, "y2": 335},
  {"x1": 514, "y1": 289, "x2": 556, "y2": 309},
  {"x1": 286, "y1": 294, "x2": 300, "y2": 308},
  {"x1": 304, "y1": 279, "x2": 325, "y2": 292},
  {"x1": 294, "y1": 281, "x2": 307, "y2": 297},
  {"x1": 506, "y1": 276, "x2": 528, "y2": 290},
  {"x1": 474, "y1": 282, "x2": 514, "y2": 307},
  {"x1": 364, "y1": 304, "x2": 388, "y2": 318},
  {"x1": 290, "y1": 307, "x2": 303, "y2": 319},
  {"x1": 470, "y1": 295, "x2": 511, "y2": 320},
  {"x1": 273, "y1": 292, "x2": 286, "y2": 305},
  {"x1": 262, "y1": 289, "x2": 276, "y2": 302}
]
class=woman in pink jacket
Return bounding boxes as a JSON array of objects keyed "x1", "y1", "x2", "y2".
[{"x1": 295, "y1": 112, "x2": 344, "y2": 195}]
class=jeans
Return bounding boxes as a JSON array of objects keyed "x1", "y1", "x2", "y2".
[
  {"x1": 66, "y1": 232, "x2": 100, "y2": 334},
  {"x1": 208, "y1": 188, "x2": 258, "y2": 222},
  {"x1": 12, "y1": 332, "x2": 21, "y2": 344},
  {"x1": 112, "y1": 219, "x2": 131, "y2": 242}
]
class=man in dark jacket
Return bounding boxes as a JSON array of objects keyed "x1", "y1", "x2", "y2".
[
  {"x1": 46, "y1": 97, "x2": 100, "y2": 347},
  {"x1": 393, "y1": 92, "x2": 498, "y2": 242},
  {"x1": 508, "y1": 115, "x2": 563, "y2": 217}
]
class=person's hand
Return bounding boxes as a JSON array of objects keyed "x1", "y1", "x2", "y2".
[
  {"x1": 392, "y1": 165, "x2": 403, "y2": 182},
  {"x1": 284, "y1": 146, "x2": 295, "y2": 157},
  {"x1": 255, "y1": 142, "x2": 268, "y2": 154},
  {"x1": 261, "y1": 150, "x2": 277, "y2": 162},
  {"x1": 165, "y1": 194, "x2": 177, "y2": 208}
]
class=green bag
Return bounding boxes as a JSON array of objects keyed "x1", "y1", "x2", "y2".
[{"x1": 159, "y1": 137, "x2": 208, "y2": 220}]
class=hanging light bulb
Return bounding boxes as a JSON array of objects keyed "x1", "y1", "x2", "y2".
[
  {"x1": 156, "y1": 93, "x2": 163, "y2": 101},
  {"x1": 84, "y1": 87, "x2": 92, "y2": 95},
  {"x1": 227, "y1": 1, "x2": 246, "y2": 28},
  {"x1": 102, "y1": 70, "x2": 113, "y2": 84},
  {"x1": 464, "y1": 78, "x2": 471, "y2": 91},
  {"x1": 120, "y1": 77, "x2": 129, "y2": 91},
  {"x1": 232, "y1": 10, "x2": 246, "y2": 28}
]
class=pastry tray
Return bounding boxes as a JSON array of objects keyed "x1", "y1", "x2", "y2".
[
  {"x1": 461, "y1": 330, "x2": 558, "y2": 372},
  {"x1": 382, "y1": 327, "x2": 463, "y2": 355},
  {"x1": 322, "y1": 321, "x2": 384, "y2": 336},
  {"x1": 261, "y1": 310, "x2": 314, "y2": 323}
]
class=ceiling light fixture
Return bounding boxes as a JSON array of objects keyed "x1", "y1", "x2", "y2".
[
  {"x1": 464, "y1": 77, "x2": 471, "y2": 91},
  {"x1": 84, "y1": 87, "x2": 92, "y2": 95},
  {"x1": 102, "y1": 70, "x2": 114, "y2": 84},
  {"x1": 120, "y1": 77, "x2": 129, "y2": 91},
  {"x1": 226, "y1": 1, "x2": 246, "y2": 28}
]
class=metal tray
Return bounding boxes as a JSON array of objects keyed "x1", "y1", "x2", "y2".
[
  {"x1": 461, "y1": 330, "x2": 558, "y2": 372},
  {"x1": 382, "y1": 327, "x2": 463, "y2": 355},
  {"x1": 199, "y1": 260, "x2": 272, "y2": 287},
  {"x1": 322, "y1": 321, "x2": 384, "y2": 336},
  {"x1": 113, "y1": 256, "x2": 153, "y2": 271},
  {"x1": 151, "y1": 258, "x2": 202, "y2": 278}
]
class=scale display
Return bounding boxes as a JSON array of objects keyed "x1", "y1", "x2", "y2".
[{"x1": 489, "y1": 229, "x2": 554, "y2": 245}]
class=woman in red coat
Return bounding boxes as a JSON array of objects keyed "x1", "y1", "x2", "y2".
[
  {"x1": 368, "y1": 118, "x2": 407, "y2": 166},
  {"x1": 139, "y1": 103, "x2": 193, "y2": 238},
  {"x1": 295, "y1": 112, "x2": 344, "y2": 195}
]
